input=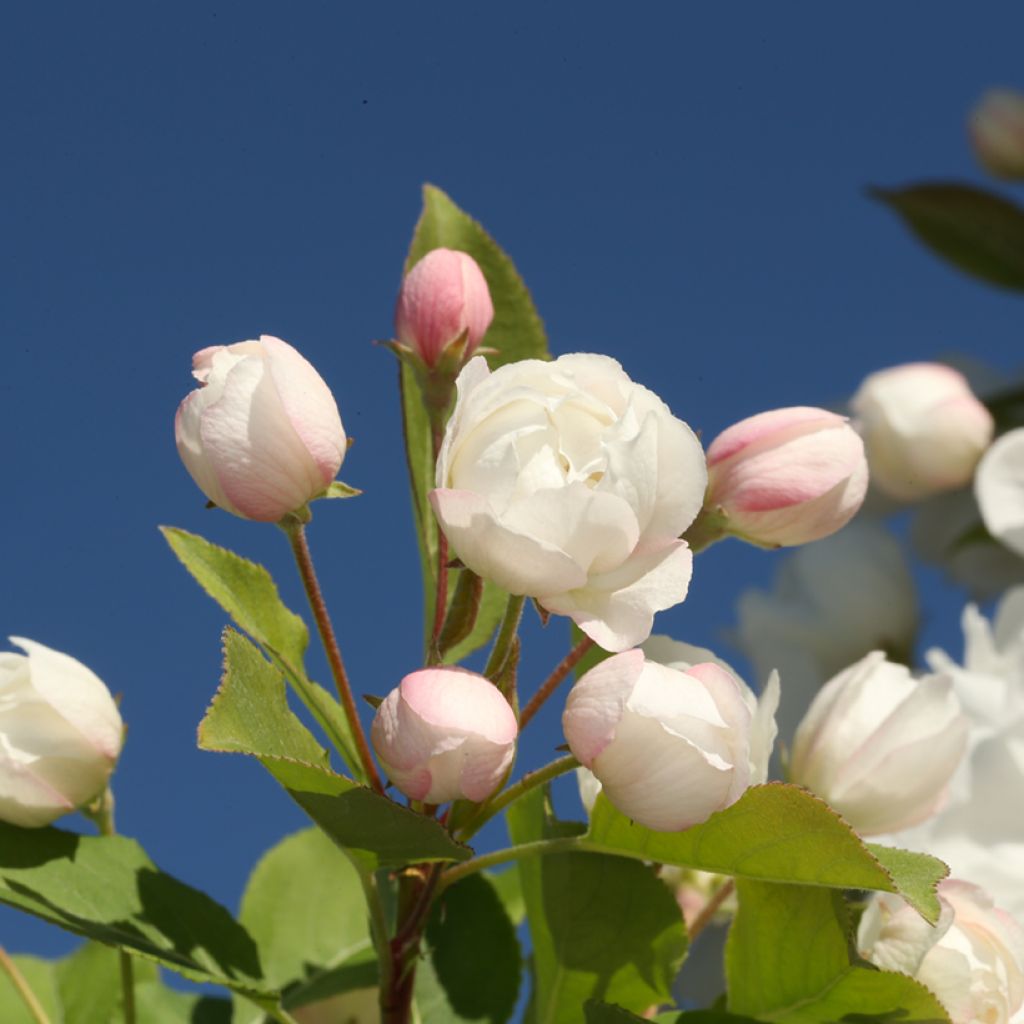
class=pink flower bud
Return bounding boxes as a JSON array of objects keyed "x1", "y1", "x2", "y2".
[
  {"x1": 395, "y1": 249, "x2": 494, "y2": 367},
  {"x1": 175, "y1": 335, "x2": 347, "y2": 522},
  {"x1": 851, "y1": 363, "x2": 994, "y2": 502},
  {"x1": 371, "y1": 668, "x2": 517, "y2": 804},
  {"x1": 705, "y1": 407, "x2": 868, "y2": 547},
  {"x1": 970, "y1": 89, "x2": 1024, "y2": 180},
  {"x1": 562, "y1": 650, "x2": 755, "y2": 831},
  {"x1": 0, "y1": 638, "x2": 124, "y2": 828}
]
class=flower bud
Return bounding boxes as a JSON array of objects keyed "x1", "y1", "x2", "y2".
[
  {"x1": 175, "y1": 335, "x2": 347, "y2": 522},
  {"x1": 858, "y1": 880, "x2": 1024, "y2": 1024},
  {"x1": 975, "y1": 427, "x2": 1024, "y2": 559},
  {"x1": 0, "y1": 638, "x2": 124, "y2": 828},
  {"x1": 704, "y1": 406, "x2": 868, "y2": 547},
  {"x1": 970, "y1": 89, "x2": 1024, "y2": 180},
  {"x1": 850, "y1": 363, "x2": 994, "y2": 502},
  {"x1": 371, "y1": 667, "x2": 517, "y2": 804},
  {"x1": 790, "y1": 651, "x2": 968, "y2": 835},
  {"x1": 395, "y1": 248, "x2": 494, "y2": 368},
  {"x1": 562, "y1": 650, "x2": 755, "y2": 831}
]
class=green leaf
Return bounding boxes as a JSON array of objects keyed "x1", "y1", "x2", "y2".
[
  {"x1": 508, "y1": 787, "x2": 688, "y2": 1024},
  {"x1": 587, "y1": 1006, "x2": 764, "y2": 1024},
  {"x1": 0, "y1": 824, "x2": 270, "y2": 1000},
  {"x1": 233, "y1": 828, "x2": 373, "y2": 1024},
  {"x1": 421, "y1": 873, "x2": 521, "y2": 1023},
  {"x1": 135, "y1": 983, "x2": 232, "y2": 1023},
  {"x1": 0, "y1": 955, "x2": 60, "y2": 1024},
  {"x1": 400, "y1": 184, "x2": 550, "y2": 662},
  {"x1": 871, "y1": 182, "x2": 1024, "y2": 292},
  {"x1": 584, "y1": 784, "x2": 946, "y2": 923},
  {"x1": 487, "y1": 868, "x2": 526, "y2": 927},
  {"x1": 55, "y1": 941, "x2": 158, "y2": 1023},
  {"x1": 161, "y1": 526, "x2": 362, "y2": 776},
  {"x1": 726, "y1": 879, "x2": 950, "y2": 1023},
  {"x1": 200, "y1": 631, "x2": 470, "y2": 869}
]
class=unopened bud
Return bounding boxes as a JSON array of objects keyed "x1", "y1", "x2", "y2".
[{"x1": 970, "y1": 89, "x2": 1024, "y2": 180}]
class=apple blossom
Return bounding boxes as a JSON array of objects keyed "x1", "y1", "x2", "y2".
[
  {"x1": 371, "y1": 667, "x2": 517, "y2": 804},
  {"x1": 175, "y1": 335, "x2": 347, "y2": 522},
  {"x1": 733, "y1": 521, "x2": 919, "y2": 740},
  {"x1": 790, "y1": 651, "x2": 968, "y2": 835},
  {"x1": 891, "y1": 588, "x2": 1024, "y2": 919},
  {"x1": 562, "y1": 649, "x2": 756, "y2": 831},
  {"x1": 850, "y1": 362, "x2": 994, "y2": 502},
  {"x1": 970, "y1": 89, "x2": 1024, "y2": 180},
  {"x1": 976, "y1": 427, "x2": 1024, "y2": 559},
  {"x1": 430, "y1": 354, "x2": 707, "y2": 652},
  {"x1": 858, "y1": 880, "x2": 1024, "y2": 1024},
  {"x1": 0, "y1": 638, "x2": 124, "y2": 828},
  {"x1": 395, "y1": 248, "x2": 494, "y2": 368},
  {"x1": 703, "y1": 406, "x2": 868, "y2": 547}
]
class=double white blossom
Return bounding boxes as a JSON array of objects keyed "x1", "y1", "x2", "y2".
[{"x1": 431, "y1": 354, "x2": 707, "y2": 651}]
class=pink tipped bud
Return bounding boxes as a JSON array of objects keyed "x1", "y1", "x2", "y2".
[
  {"x1": 395, "y1": 248, "x2": 494, "y2": 368},
  {"x1": 851, "y1": 363, "x2": 994, "y2": 502},
  {"x1": 371, "y1": 667, "x2": 517, "y2": 804},
  {"x1": 705, "y1": 406, "x2": 868, "y2": 547},
  {"x1": 970, "y1": 89, "x2": 1024, "y2": 180}
]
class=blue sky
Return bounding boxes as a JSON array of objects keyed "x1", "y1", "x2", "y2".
[{"x1": 2, "y1": 1, "x2": 1023, "y2": 967}]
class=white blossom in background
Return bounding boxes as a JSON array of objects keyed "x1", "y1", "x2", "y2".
[
  {"x1": 431, "y1": 354, "x2": 707, "y2": 651},
  {"x1": 891, "y1": 588, "x2": 1024, "y2": 919},
  {"x1": 850, "y1": 362, "x2": 994, "y2": 502},
  {"x1": 977, "y1": 428, "x2": 1024, "y2": 559},
  {"x1": 858, "y1": 880, "x2": 1024, "y2": 1024},
  {"x1": 0, "y1": 638, "x2": 124, "y2": 828},
  {"x1": 790, "y1": 651, "x2": 967, "y2": 835},
  {"x1": 732, "y1": 521, "x2": 918, "y2": 741},
  {"x1": 970, "y1": 88, "x2": 1024, "y2": 180}
]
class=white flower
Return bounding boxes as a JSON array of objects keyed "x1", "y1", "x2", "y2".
[
  {"x1": 851, "y1": 362, "x2": 993, "y2": 502},
  {"x1": 976, "y1": 428, "x2": 1024, "y2": 559},
  {"x1": 859, "y1": 880, "x2": 1024, "y2": 1024},
  {"x1": 430, "y1": 354, "x2": 707, "y2": 652},
  {"x1": 175, "y1": 335, "x2": 347, "y2": 522},
  {"x1": 891, "y1": 589, "x2": 1024, "y2": 919},
  {"x1": 0, "y1": 638, "x2": 124, "y2": 828},
  {"x1": 563, "y1": 649, "x2": 756, "y2": 831},
  {"x1": 732, "y1": 521, "x2": 919, "y2": 741},
  {"x1": 790, "y1": 651, "x2": 968, "y2": 835}
]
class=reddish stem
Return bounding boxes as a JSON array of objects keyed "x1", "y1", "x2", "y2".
[{"x1": 518, "y1": 635, "x2": 596, "y2": 730}]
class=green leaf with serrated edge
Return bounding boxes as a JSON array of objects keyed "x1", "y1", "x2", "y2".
[
  {"x1": 161, "y1": 526, "x2": 363, "y2": 777},
  {"x1": 0, "y1": 824, "x2": 271, "y2": 1000},
  {"x1": 0, "y1": 956, "x2": 60, "y2": 1024},
  {"x1": 200, "y1": 632, "x2": 469, "y2": 869},
  {"x1": 871, "y1": 182, "x2": 1024, "y2": 292},
  {"x1": 232, "y1": 828, "x2": 373, "y2": 1024},
  {"x1": 400, "y1": 184, "x2": 550, "y2": 661},
  {"x1": 726, "y1": 879, "x2": 950, "y2": 1024},
  {"x1": 423, "y1": 874, "x2": 521, "y2": 1024},
  {"x1": 509, "y1": 786, "x2": 688, "y2": 1024},
  {"x1": 583, "y1": 784, "x2": 946, "y2": 923},
  {"x1": 487, "y1": 867, "x2": 526, "y2": 926}
]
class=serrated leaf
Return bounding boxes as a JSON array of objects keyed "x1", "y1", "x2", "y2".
[
  {"x1": 726, "y1": 879, "x2": 950, "y2": 1023},
  {"x1": 0, "y1": 824, "x2": 270, "y2": 999},
  {"x1": 421, "y1": 873, "x2": 521, "y2": 1023},
  {"x1": 871, "y1": 182, "x2": 1024, "y2": 292},
  {"x1": 232, "y1": 828, "x2": 373, "y2": 1024},
  {"x1": 584, "y1": 784, "x2": 946, "y2": 923},
  {"x1": 200, "y1": 631, "x2": 470, "y2": 869},
  {"x1": 161, "y1": 526, "x2": 362, "y2": 775},
  {"x1": 400, "y1": 185, "x2": 550, "y2": 662},
  {"x1": 508, "y1": 787, "x2": 688, "y2": 1024}
]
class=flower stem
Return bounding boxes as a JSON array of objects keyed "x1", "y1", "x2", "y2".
[
  {"x1": 456, "y1": 755, "x2": 579, "y2": 840},
  {"x1": 428, "y1": 423, "x2": 448, "y2": 665},
  {"x1": 518, "y1": 635, "x2": 595, "y2": 730},
  {"x1": 687, "y1": 878, "x2": 735, "y2": 942},
  {"x1": 439, "y1": 837, "x2": 584, "y2": 892},
  {"x1": 484, "y1": 594, "x2": 526, "y2": 682},
  {"x1": 284, "y1": 523, "x2": 384, "y2": 793},
  {"x1": 88, "y1": 790, "x2": 136, "y2": 1024},
  {"x1": 0, "y1": 947, "x2": 50, "y2": 1024}
]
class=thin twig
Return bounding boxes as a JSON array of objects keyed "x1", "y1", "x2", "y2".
[
  {"x1": 285, "y1": 523, "x2": 384, "y2": 793},
  {"x1": 687, "y1": 878, "x2": 735, "y2": 943},
  {"x1": 518, "y1": 635, "x2": 596, "y2": 730},
  {"x1": 0, "y1": 947, "x2": 51, "y2": 1024}
]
